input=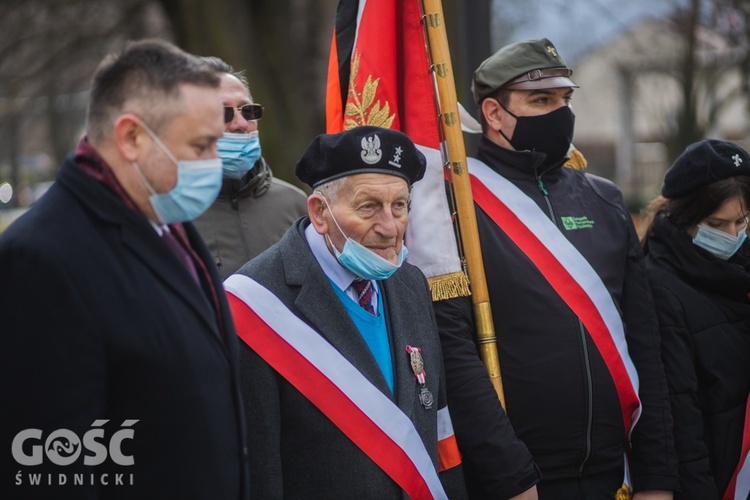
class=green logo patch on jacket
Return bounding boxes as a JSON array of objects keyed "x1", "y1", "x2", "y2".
[{"x1": 561, "y1": 216, "x2": 595, "y2": 230}]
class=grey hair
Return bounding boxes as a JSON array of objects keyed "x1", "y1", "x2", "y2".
[
  {"x1": 315, "y1": 177, "x2": 349, "y2": 205},
  {"x1": 200, "y1": 56, "x2": 252, "y2": 98}
]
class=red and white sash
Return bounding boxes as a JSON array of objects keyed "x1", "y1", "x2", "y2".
[
  {"x1": 724, "y1": 393, "x2": 750, "y2": 500},
  {"x1": 225, "y1": 274, "x2": 456, "y2": 500},
  {"x1": 467, "y1": 158, "x2": 642, "y2": 438}
]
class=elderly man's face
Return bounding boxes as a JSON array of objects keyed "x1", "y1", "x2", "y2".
[
  {"x1": 220, "y1": 73, "x2": 258, "y2": 134},
  {"x1": 316, "y1": 173, "x2": 410, "y2": 264}
]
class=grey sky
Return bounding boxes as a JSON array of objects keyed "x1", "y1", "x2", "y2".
[{"x1": 492, "y1": 0, "x2": 686, "y2": 63}]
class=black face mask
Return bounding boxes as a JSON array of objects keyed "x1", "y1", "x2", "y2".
[{"x1": 498, "y1": 103, "x2": 575, "y2": 166}]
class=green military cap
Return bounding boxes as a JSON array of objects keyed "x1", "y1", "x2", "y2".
[{"x1": 472, "y1": 38, "x2": 578, "y2": 103}]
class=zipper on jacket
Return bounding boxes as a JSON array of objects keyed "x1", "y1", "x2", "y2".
[
  {"x1": 578, "y1": 319, "x2": 594, "y2": 475},
  {"x1": 537, "y1": 177, "x2": 549, "y2": 196},
  {"x1": 535, "y1": 171, "x2": 557, "y2": 223},
  {"x1": 536, "y1": 167, "x2": 595, "y2": 475}
]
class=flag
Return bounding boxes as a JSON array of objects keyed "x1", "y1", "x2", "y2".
[{"x1": 326, "y1": 0, "x2": 469, "y2": 300}]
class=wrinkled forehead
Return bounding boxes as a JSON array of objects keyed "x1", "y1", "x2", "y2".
[{"x1": 337, "y1": 173, "x2": 410, "y2": 200}]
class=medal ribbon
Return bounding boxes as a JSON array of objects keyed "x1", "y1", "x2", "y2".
[{"x1": 406, "y1": 345, "x2": 427, "y2": 385}]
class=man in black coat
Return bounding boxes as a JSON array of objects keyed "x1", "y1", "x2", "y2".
[
  {"x1": 426, "y1": 39, "x2": 679, "y2": 499},
  {"x1": 0, "y1": 40, "x2": 249, "y2": 499}
]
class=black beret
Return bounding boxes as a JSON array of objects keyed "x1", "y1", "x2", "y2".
[
  {"x1": 295, "y1": 126, "x2": 426, "y2": 188},
  {"x1": 662, "y1": 139, "x2": 750, "y2": 198}
]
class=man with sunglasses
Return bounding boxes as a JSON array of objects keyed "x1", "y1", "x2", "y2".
[{"x1": 194, "y1": 57, "x2": 307, "y2": 279}]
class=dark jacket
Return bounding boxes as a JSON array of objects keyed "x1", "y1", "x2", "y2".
[
  {"x1": 0, "y1": 155, "x2": 249, "y2": 499},
  {"x1": 235, "y1": 218, "x2": 466, "y2": 499},
  {"x1": 435, "y1": 136, "x2": 679, "y2": 498},
  {"x1": 645, "y1": 211, "x2": 750, "y2": 499},
  {"x1": 193, "y1": 157, "x2": 308, "y2": 279}
]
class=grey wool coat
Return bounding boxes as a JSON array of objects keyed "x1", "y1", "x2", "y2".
[{"x1": 234, "y1": 218, "x2": 467, "y2": 499}]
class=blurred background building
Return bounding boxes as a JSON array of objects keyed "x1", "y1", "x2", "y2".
[{"x1": 1, "y1": 0, "x2": 747, "y2": 230}]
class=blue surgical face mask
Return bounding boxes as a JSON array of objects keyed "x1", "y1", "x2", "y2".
[
  {"x1": 216, "y1": 131, "x2": 262, "y2": 179},
  {"x1": 319, "y1": 194, "x2": 408, "y2": 280},
  {"x1": 132, "y1": 122, "x2": 223, "y2": 224},
  {"x1": 692, "y1": 223, "x2": 748, "y2": 260}
]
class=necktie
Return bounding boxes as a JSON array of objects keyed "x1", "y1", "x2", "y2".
[
  {"x1": 163, "y1": 225, "x2": 227, "y2": 345},
  {"x1": 161, "y1": 228, "x2": 200, "y2": 284},
  {"x1": 351, "y1": 278, "x2": 375, "y2": 314}
]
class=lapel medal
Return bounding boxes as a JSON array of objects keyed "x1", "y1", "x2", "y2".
[{"x1": 405, "y1": 345, "x2": 433, "y2": 410}]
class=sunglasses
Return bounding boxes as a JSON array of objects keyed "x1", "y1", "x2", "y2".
[{"x1": 224, "y1": 103, "x2": 263, "y2": 124}]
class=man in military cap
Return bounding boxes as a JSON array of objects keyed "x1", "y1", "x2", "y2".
[
  {"x1": 432, "y1": 39, "x2": 679, "y2": 498},
  {"x1": 225, "y1": 125, "x2": 467, "y2": 499}
]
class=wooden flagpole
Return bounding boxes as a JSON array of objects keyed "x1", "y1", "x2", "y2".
[{"x1": 419, "y1": 0, "x2": 505, "y2": 408}]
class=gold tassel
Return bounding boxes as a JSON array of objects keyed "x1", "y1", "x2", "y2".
[
  {"x1": 615, "y1": 483, "x2": 632, "y2": 500},
  {"x1": 564, "y1": 146, "x2": 588, "y2": 170},
  {"x1": 427, "y1": 271, "x2": 471, "y2": 301}
]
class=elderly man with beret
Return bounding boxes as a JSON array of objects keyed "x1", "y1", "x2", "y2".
[
  {"x1": 430, "y1": 39, "x2": 680, "y2": 499},
  {"x1": 225, "y1": 126, "x2": 467, "y2": 499}
]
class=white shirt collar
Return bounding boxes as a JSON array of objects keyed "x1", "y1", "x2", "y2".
[
  {"x1": 151, "y1": 222, "x2": 168, "y2": 236},
  {"x1": 305, "y1": 223, "x2": 357, "y2": 293},
  {"x1": 304, "y1": 222, "x2": 380, "y2": 310}
]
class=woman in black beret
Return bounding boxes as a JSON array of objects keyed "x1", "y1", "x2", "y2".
[{"x1": 638, "y1": 139, "x2": 750, "y2": 500}]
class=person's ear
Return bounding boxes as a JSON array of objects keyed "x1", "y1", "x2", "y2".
[
  {"x1": 114, "y1": 114, "x2": 146, "y2": 162},
  {"x1": 481, "y1": 98, "x2": 504, "y2": 133},
  {"x1": 308, "y1": 194, "x2": 329, "y2": 235}
]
